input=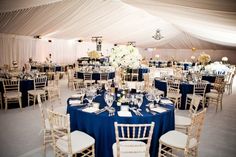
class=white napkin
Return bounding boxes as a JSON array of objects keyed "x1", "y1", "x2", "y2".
[
  {"x1": 118, "y1": 111, "x2": 132, "y2": 117},
  {"x1": 151, "y1": 107, "x2": 167, "y2": 113},
  {"x1": 160, "y1": 99, "x2": 173, "y2": 104},
  {"x1": 82, "y1": 107, "x2": 100, "y2": 113},
  {"x1": 71, "y1": 94, "x2": 83, "y2": 98},
  {"x1": 69, "y1": 100, "x2": 82, "y2": 106}
]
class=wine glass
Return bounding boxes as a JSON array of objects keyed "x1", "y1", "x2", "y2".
[
  {"x1": 85, "y1": 90, "x2": 95, "y2": 107},
  {"x1": 104, "y1": 92, "x2": 115, "y2": 108},
  {"x1": 145, "y1": 92, "x2": 155, "y2": 108},
  {"x1": 135, "y1": 94, "x2": 143, "y2": 110}
]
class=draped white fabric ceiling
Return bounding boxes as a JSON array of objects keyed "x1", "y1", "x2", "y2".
[{"x1": 0, "y1": 0, "x2": 236, "y2": 49}]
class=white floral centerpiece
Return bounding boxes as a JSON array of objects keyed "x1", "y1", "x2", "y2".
[
  {"x1": 109, "y1": 45, "x2": 142, "y2": 68},
  {"x1": 204, "y1": 62, "x2": 229, "y2": 75}
]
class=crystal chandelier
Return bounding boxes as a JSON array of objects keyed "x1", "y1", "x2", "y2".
[{"x1": 152, "y1": 29, "x2": 164, "y2": 40}]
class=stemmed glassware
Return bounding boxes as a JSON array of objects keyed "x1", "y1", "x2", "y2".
[
  {"x1": 145, "y1": 92, "x2": 156, "y2": 108},
  {"x1": 135, "y1": 94, "x2": 143, "y2": 110},
  {"x1": 104, "y1": 92, "x2": 115, "y2": 108}
]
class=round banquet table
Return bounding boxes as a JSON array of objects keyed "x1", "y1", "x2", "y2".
[
  {"x1": 202, "y1": 75, "x2": 224, "y2": 83},
  {"x1": 0, "y1": 79, "x2": 34, "y2": 109},
  {"x1": 76, "y1": 71, "x2": 115, "y2": 80},
  {"x1": 67, "y1": 92, "x2": 174, "y2": 157},
  {"x1": 154, "y1": 79, "x2": 211, "y2": 110}
]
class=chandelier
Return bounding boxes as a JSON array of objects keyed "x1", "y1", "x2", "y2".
[{"x1": 152, "y1": 29, "x2": 164, "y2": 40}]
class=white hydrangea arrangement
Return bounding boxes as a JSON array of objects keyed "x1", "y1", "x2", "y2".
[
  {"x1": 109, "y1": 45, "x2": 142, "y2": 68},
  {"x1": 204, "y1": 62, "x2": 229, "y2": 74}
]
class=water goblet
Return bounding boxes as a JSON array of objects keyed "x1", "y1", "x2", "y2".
[{"x1": 104, "y1": 92, "x2": 115, "y2": 108}]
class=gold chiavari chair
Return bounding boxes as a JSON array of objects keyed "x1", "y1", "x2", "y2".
[
  {"x1": 113, "y1": 122, "x2": 155, "y2": 157},
  {"x1": 175, "y1": 96, "x2": 201, "y2": 134},
  {"x1": 28, "y1": 76, "x2": 47, "y2": 109},
  {"x1": 158, "y1": 109, "x2": 207, "y2": 157},
  {"x1": 47, "y1": 109, "x2": 95, "y2": 157},
  {"x1": 3, "y1": 79, "x2": 22, "y2": 111}
]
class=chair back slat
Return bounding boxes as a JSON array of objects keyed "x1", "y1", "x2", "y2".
[
  {"x1": 83, "y1": 73, "x2": 92, "y2": 81},
  {"x1": 100, "y1": 73, "x2": 109, "y2": 80},
  {"x1": 3, "y1": 79, "x2": 20, "y2": 92},
  {"x1": 47, "y1": 109, "x2": 72, "y2": 154},
  {"x1": 193, "y1": 82, "x2": 207, "y2": 95},
  {"x1": 189, "y1": 96, "x2": 201, "y2": 114},
  {"x1": 187, "y1": 109, "x2": 207, "y2": 148},
  {"x1": 34, "y1": 76, "x2": 47, "y2": 90},
  {"x1": 114, "y1": 122, "x2": 155, "y2": 156}
]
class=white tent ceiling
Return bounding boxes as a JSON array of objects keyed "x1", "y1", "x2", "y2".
[{"x1": 0, "y1": 0, "x2": 236, "y2": 49}]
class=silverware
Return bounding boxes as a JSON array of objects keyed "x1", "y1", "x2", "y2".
[
  {"x1": 95, "y1": 107, "x2": 107, "y2": 115},
  {"x1": 146, "y1": 108, "x2": 156, "y2": 115}
]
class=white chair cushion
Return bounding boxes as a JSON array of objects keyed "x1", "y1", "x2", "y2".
[
  {"x1": 28, "y1": 89, "x2": 45, "y2": 95},
  {"x1": 206, "y1": 92, "x2": 218, "y2": 98},
  {"x1": 187, "y1": 94, "x2": 203, "y2": 99},
  {"x1": 112, "y1": 141, "x2": 148, "y2": 157},
  {"x1": 4, "y1": 91, "x2": 21, "y2": 98},
  {"x1": 175, "y1": 115, "x2": 191, "y2": 126},
  {"x1": 56, "y1": 130, "x2": 95, "y2": 154},
  {"x1": 160, "y1": 130, "x2": 197, "y2": 149},
  {"x1": 167, "y1": 93, "x2": 181, "y2": 98}
]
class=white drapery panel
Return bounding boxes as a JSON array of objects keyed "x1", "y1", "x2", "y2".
[
  {"x1": 0, "y1": 0, "x2": 235, "y2": 49},
  {"x1": 0, "y1": 33, "x2": 114, "y2": 67}
]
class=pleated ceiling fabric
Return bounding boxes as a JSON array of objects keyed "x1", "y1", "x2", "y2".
[{"x1": 0, "y1": 0, "x2": 235, "y2": 48}]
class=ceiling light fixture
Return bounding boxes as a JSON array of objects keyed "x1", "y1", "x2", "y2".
[{"x1": 152, "y1": 29, "x2": 164, "y2": 40}]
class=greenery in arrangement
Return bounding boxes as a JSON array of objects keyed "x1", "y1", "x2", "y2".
[{"x1": 109, "y1": 45, "x2": 142, "y2": 68}]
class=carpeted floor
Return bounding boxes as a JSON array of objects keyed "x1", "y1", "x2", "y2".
[{"x1": 0, "y1": 77, "x2": 236, "y2": 157}]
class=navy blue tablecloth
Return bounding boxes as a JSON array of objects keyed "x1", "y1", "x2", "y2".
[
  {"x1": 0, "y1": 79, "x2": 34, "y2": 109},
  {"x1": 154, "y1": 79, "x2": 211, "y2": 109},
  {"x1": 202, "y1": 75, "x2": 224, "y2": 83},
  {"x1": 76, "y1": 72, "x2": 115, "y2": 80},
  {"x1": 67, "y1": 93, "x2": 174, "y2": 157}
]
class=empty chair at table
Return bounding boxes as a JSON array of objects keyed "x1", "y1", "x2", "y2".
[
  {"x1": 47, "y1": 109, "x2": 95, "y2": 157},
  {"x1": 28, "y1": 76, "x2": 47, "y2": 109},
  {"x1": 83, "y1": 73, "x2": 94, "y2": 87},
  {"x1": 131, "y1": 69, "x2": 139, "y2": 81},
  {"x1": 205, "y1": 82, "x2": 226, "y2": 112},
  {"x1": 225, "y1": 71, "x2": 234, "y2": 95},
  {"x1": 175, "y1": 96, "x2": 201, "y2": 134},
  {"x1": 2, "y1": 79, "x2": 22, "y2": 111},
  {"x1": 185, "y1": 82, "x2": 207, "y2": 109},
  {"x1": 166, "y1": 80, "x2": 181, "y2": 109},
  {"x1": 44, "y1": 73, "x2": 61, "y2": 104},
  {"x1": 37, "y1": 94, "x2": 52, "y2": 155},
  {"x1": 67, "y1": 69, "x2": 76, "y2": 89},
  {"x1": 158, "y1": 108, "x2": 207, "y2": 157},
  {"x1": 113, "y1": 122, "x2": 155, "y2": 157},
  {"x1": 97, "y1": 72, "x2": 109, "y2": 85}
]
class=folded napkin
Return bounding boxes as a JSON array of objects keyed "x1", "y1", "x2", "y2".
[
  {"x1": 118, "y1": 111, "x2": 132, "y2": 117},
  {"x1": 151, "y1": 107, "x2": 167, "y2": 113},
  {"x1": 70, "y1": 94, "x2": 83, "y2": 98},
  {"x1": 69, "y1": 100, "x2": 82, "y2": 106},
  {"x1": 160, "y1": 99, "x2": 173, "y2": 104},
  {"x1": 82, "y1": 107, "x2": 100, "y2": 113}
]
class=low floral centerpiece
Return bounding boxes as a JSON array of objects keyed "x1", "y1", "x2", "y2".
[
  {"x1": 109, "y1": 45, "x2": 142, "y2": 68},
  {"x1": 205, "y1": 62, "x2": 229, "y2": 75},
  {"x1": 88, "y1": 50, "x2": 101, "y2": 59}
]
